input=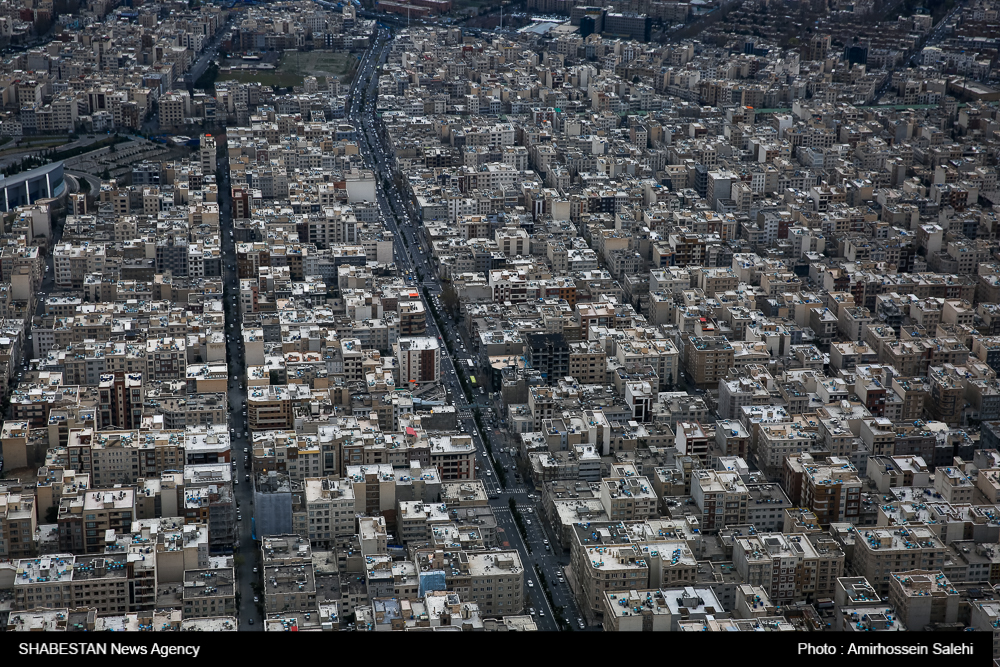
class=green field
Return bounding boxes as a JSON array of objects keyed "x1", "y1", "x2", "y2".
[{"x1": 217, "y1": 50, "x2": 358, "y2": 89}]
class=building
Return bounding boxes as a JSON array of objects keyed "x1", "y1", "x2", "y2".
[
  {"x1": 603, "y1": 12, "x2": 651, "y2": 41},
  {"x1": 0, "y1": 162, "x2": 65, "y2": 212},
  {"x1": 851, "y1": 526, "x2": 947, "y2": 597},
  {"x1": 182, "y1": 568, "x2": 236, "y2": 618},
  {"x1": 692, "y1": 470, "x2": 748, "y2": 532},
  {"x1": 0, "y1": 490, "x2": 37, "y2": 559},
  {"x1": 783, "y1": 454, "x2": 863, "y2": 526},
  {"x1": 525, "y1": 332, "x2": 570, "y2": 382},
  {"x1": 603, "y1": 587, "x2": 726, "y2": 631},
  {"x1": 14, "y1": 554, "x2": 134, "y2": 615},
  {"x1": 685, "y1": 336, "x2": 734, "y2": 389},
  {"x1": 886, "y1": 570, "x2": 959, "y2": 631},
  {"x1": 395, "y1": 337, "x2": 441, "y2": 386},
  {"x1": 732, "y1": 532, "x2": 845, "y2": 603}
]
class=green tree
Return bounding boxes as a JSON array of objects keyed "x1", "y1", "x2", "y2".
[{"x1": 440, "y1": 282, "x2": 459, "y2": 318}]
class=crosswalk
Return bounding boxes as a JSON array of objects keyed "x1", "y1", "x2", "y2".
[{"x1": 458, "y1": 410, "x2": 473, "y2": 419}]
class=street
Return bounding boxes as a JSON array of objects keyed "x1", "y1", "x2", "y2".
[
  {"x1": 217, "y1": 154, "x2": 261, "y2": 631},
  {"x1": 347, "y1": 27, "x2": 589, "y2": 631}
]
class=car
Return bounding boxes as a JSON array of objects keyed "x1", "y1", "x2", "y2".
[
  {"x1": 558, "y1": 576, "x2": 565, "y2": 584},
  {"x1": 234, "y1": 478, "x2": 238, "y2": 485},
  {"x1": 236, "y1": 514, "x2": 242, "y2": 520},
  {"x1": 526, "y1": 520, "x2": 531, "y2": 526},
  {"x1": 243, "y1": 447, "x2": 248, "y2": 453},
  {"x1": 485, "y1": 470, "x2": 492, "y2": 476},
  {"x1": 244, "y1": 432, "x2": 249, "y2": 438},
  {"x1": 529, "y1": 608, "x2": 536, "y2": 615},
  {"x1": 253, "y1": 567, "x2": 258, "y2": 573},
  {"x1": 527, "y1": 580, "x2": 534, "y2": 588},
  {"x1": 248, "y1": 619, "x2": 253, "y2": 625},
  {"x1": 245, "y1": 474, "x2": 250, "y2": 481},
  {"x1": 253, "y1": 597, "x2": 259, "y2": 603},
  {"x1": 539, "y1": 610, "x2": 545, "y2": 617},
  {"x1": 578, "y1": 619, "x2": 585, "y2": 629}
]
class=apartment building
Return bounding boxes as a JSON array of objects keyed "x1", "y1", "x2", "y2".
[
  {"x1": 851, "y1": 525, "x2": 947, "y2": 596},
  {"x1": 732, "y1": 532, "x2": 845, "y2": 603}
]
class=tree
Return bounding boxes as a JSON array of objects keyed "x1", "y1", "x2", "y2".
[
  {"x1": 101, "y1": 168, "x2": 110, "y2": 180},
  {"x1": 440, "y1": 282, "x2": 459, "y2": 319}
]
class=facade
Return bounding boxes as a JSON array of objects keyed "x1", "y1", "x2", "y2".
[{"x1": 0, "y1": 162, "x2": 65, "y2": 212}]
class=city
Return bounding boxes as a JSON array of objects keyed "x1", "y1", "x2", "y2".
[{"x1": 0, "y1": 0, "x2": 994, "y2": 649}]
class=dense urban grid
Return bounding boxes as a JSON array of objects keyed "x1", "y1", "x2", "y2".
[{"x1": 0, "y1": 0, "x2": 996, "y2": 646}]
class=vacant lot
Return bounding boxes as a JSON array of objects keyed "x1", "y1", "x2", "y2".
[{"x1": 217, "y1": 50, "x2": 358, "y2": 89}]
